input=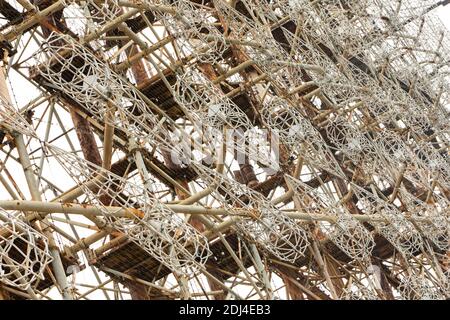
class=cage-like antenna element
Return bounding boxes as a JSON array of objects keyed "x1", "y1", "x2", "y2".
[
  {"x1": 190, "y1": 161, "x2": 310, "y2": 263},
  {"x1": 34, "y1": 33, "x2": 166, "y2": 144},
  {"x1": 325, "y1": 116, "x2": 376, "y2": 165},
  {"x1": 0, "y1": 209, "x2": 53, "y2": 290},
  {"x1": 397, "y1": 187, "x2": 449, "y2": 251},
  {"x1": 156, "y1": 0, "x2": 227, "y2": 64},
  {"x1": 350, "y1": 183, "x2": 424, "y2": 257},
  {"x1": 260, "y1": 97, "x2": 347, "y2": 179},
  {"x1": 0, "y1": 95, "x2": 37, "y2": 138},
  {"x1": 46, "y1": 145, "x2": 211, "y2": 274},
  {"x1": 173, "y1": 68, "x2": 280, "y2": 171},
  {"x1": 286, "y1": 175, "x2": 375, "y2": 262},
  {"x1": 61, "y1": 0, "x2": 124, "y2": 37},
  {"x1": 398, "y1": 273, "x2": 444, "y2": 300},
  {"x1": 340, "y1": 282, "x2": 380, "y2": 300}
]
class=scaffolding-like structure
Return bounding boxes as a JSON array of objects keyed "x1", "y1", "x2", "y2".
[{"x1": 0, "y1": 0, "x2": 449, "y2": 300}]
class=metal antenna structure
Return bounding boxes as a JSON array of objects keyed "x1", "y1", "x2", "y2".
[{"x1": 0, "y1": 0, "x2": 449, "y2": 300}]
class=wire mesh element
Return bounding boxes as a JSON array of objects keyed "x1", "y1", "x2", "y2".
[
  {"x1": 350, "y1": 183, "x2": 424, "y2": 257},
  {"x1": 373, "y1": 131, "x2": 413, "y2": 165},
  {"x1": 415, "y1": 212, "x2": 449, "y2": 252},
  {"x1": 34, "y1": 33, "x2": 165, "y2": 143},
  {"x1": 212, "y1": 0, "x2": 318, "y2": 76},
  {"x1": 156, "y1": 0, "x2": 227, "y2": 63},
  {"x1": 173, "y1": 68, "x2": 280, "y2": 171},
  {"x1": 340, "y1": 282, "x2": 380, "y2": 300},
  {"x1": 325, "y1": 116, "x2": 376, "y2": 164},
  {"x1": 190, "y1": 161, "x2": 310, "y2": 263},
  {"x1": 283, "y1": 0, "x2": 450, "y2": 60},
  {"x1": 173, "y1": 68, "x2": 254, "y2": 130},
  {"x1": 0, "y1": 209, "x2": 53, "y2": 290},
  {"x1": 285, "y1": 175, "x2": 375, "y2": 262},
  {"x1": 411, "y1": 141, "x2": 450, "y2": 190},
  {"x1": 398, "y1": 273, "x2": 444, "y2": 300},
  {"x1": 4, "y1": 0, "x2": 450, "y2": 300},
  {"x1": 397, "y1": 188, "x2": 449, "y2": 251},
  {"x1": 265, "y1": 0, "x2": 450, "y2": 157},
  {"x1": 413, "y1": 141, "x2": 450, "y2": 175},
  {"x1": 46, "y1": 146, "x2": 211, "y2": 274},
  {"x1": 442, "y1": 270, "x2": 450, "y2": 298},
  {"x1": 61, "y1": 0, "x2": 124, "y2": 37},
  {"x1": 260, "y1": 97, "x2": 347, "y2": 179},
  {"x1": 261, "y1": 97, "x2": 314, "y2": 149},
  {"x1": 0, "y1": 94, "x2": 37, "y2": 138}
]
